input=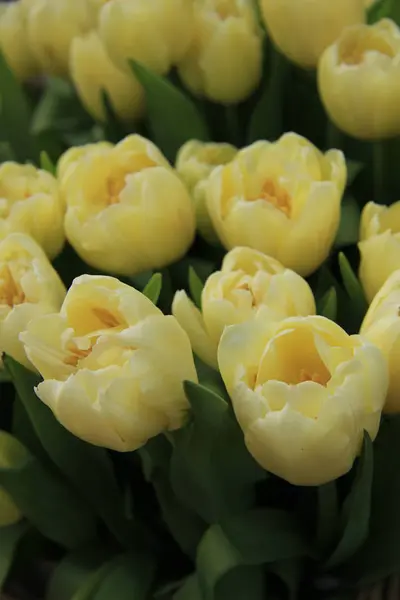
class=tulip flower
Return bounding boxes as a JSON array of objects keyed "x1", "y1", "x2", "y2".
[
  {"x1": 0, "y1": 0, "x2": 40, "y2": 80},
  {"x1": 0, "y1": 162, "x2": 65, "y2": 259},
  {"x1": 21, "y1": 275, "x2": 198, "y2": 451},
  {"x1": 319, "y1": 19, "x2": 400, "y2": 140},
  {"x1": 218, "y1": 313, "x2": 388, "y2": 485},
  {"x1": 206, "y1": 133, "x2": 346, "y2": 276},
  {"x1": 173, "y1": 247, "x2": 316, "y2": 369}
]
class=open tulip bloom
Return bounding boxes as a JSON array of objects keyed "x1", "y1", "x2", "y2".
[{"x1": 2, "y1": 0, "x2": 400, "y2": 598}]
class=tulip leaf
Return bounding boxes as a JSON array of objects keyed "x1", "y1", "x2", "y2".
[
  {"x1": 70, "y1": 559, "x2": 120, "y2": 600},
  {"x1": 91, "y1": 552, "x2": 156, "y2": 600},
  {"x1": 334, "y1": 195, "x2": 361, "y2": 249},
  {"x1": 189, "y1": 266, "x2": 204, "y2": 309},
  {"x1": 0, "y1": 431, "x2": 96, "y2": 549},
  {"x1": 344, "y1": 417, "x2": 400, "y2": 585},
  {"x1": 196, "y1": 511, "x2": 307, "y2": 600},
  {"x1": 5, "y1": 357, "x2": 135, "y2": 550},
  {"x1": 0, "y1": 521, "x2": 29, "y2": 590},
  {"x1": 0, "y1": 51, "x2": 39, "y2": 163},
  {"x1": 40, "y1": 150, "x2": 57, "y2": 175},
  {"x1": 367, "y1": 0, "x2": 400, "y2": 25},
  {"x1": 325, "y1": 433, "x2": 373, "y2": 569},
  {"x1": 174, "y1": 575, "x2": 203, "y2": 600},
  {"x1": 346, "y1": 161, "x2": 364, "y2": 187},
  {"x1": 130, "y1": 60, "x2": 210, "y2": 161},
  {"x1": 142, "y1": 272, "x2": 163, "y2": 305},
  {"x1": 170, "y1": 382, "x2": 265, "y2": 524},
  {"x1": 100, "y1": 90, "x2": 127, "y2": 143},
  {"x1": 338, "y1": 252, "x2": 368, "y2": 324},
  {"x1": 318, "y1": 287, "x2": 337, "y2": 321}
]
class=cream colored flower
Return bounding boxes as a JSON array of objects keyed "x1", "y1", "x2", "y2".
[
  {"x1": 21, "y1": 275, "x2": 197, "y2": 451},
  {"x1": 172, "y1": 247, "x2": 315, "y2": 368},
  {"x1": 177, "y1": 0, "x2": 263, "y2": 103},
  {"x1": 0, "y1": 233, "x2": 65, "y2": 368},
  {"x1": 61, "y1": 135, "x2": 195, "y2": 276},
  {"x1": 0, "y1": 162, "x2": 65, "y2": 259},
  {"x1": 0, "y1": 0, "x2": 40, "y2": 80},
  {"x1": 206, "y1": 133, "x2": 346, "y2": 276},
  {"x1": 218, "y1": 314, "x2": 388, "y2": 485}
]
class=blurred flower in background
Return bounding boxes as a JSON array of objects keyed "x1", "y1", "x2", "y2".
[{"x1": 0, "y1": 0, "x2": 41, "y2": 80}]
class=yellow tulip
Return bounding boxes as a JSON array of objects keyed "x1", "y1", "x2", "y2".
[
  {"x1": 172, "y1": 247, "x2": 316, "y2": 369},
  {"x1": 70, "y1": 32, "x2": 144, "y2": 124},
  {"x1": 176, "y1": 140, "x2": 238, "y2": 243},
  {"x1": 261, "y1": 0, "x2": 364, "y2": 69},
  {"x1": 21, "y1": 275, "x2": 197, "y2": 451},
  {"x1": 98, "y1": 0, "x2": 194, "y2": 75},
  {"x1": 0, "y1": 234, "x2": 66, "y2": 368},
  {"x1": 0, "y1": 0, "x2": 40, "y2": 80},
  {"x1": 28, "y1": 0, "x2": 94, "y2": 77},
  {"x1": 0, "y1": 432, "x2": 28, "y2": 526},
  {"x1": 361, "y1": 270, "x2": 400, "y2": 413},
  {"x1": 57, "y1": 142, "x2": 113, "y2": 195},
  {"x1": 177, "y1": 0, "x2": 263, "y2": 104},
  {"x1": 218, "y1": 314, "x2": 387, "y2": 485},
  {"x1": 206, "y1": 132, "x2": 346, "y2": 276},
  {"x1": 359, "y1": 200, "x2": 400, "y2": 303},
  {"x1": 318, "y1": 19, "x2": 400, "y2": 140},
  {"x1": 0, "y1": 162, "x2": 65, "y2": 259},
  {"x1": 62, "y1": 135, "x2": 195, "y2": 276}
]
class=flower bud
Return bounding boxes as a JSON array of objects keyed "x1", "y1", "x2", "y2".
[
  {"x1": 261, "y1": 0, "x2": 364, "y2": 69},
  {"x1": 70, "y1": 31, "x2": 144, "y2": 123},
  {"x1": 206, "y1": 133, "x2": 346, "y2": 276},
  {"x1": 57, "y1": 142, "x2": 113, "y2": 194},
  {"x1": 0, "y1": 0, "x2": 40, "y2": 80},
  {"x1": 21, "y1": 275, "x2": 198, "y2": 451},
  {"x1": 0, "y1": 162, "x2": 65, "y2": 259},
  {"x1": 176, "y1": 140, "x2": 237, "y2": 243},
  {"x1": 28, "y1": 0, "x2": 94, "y2": 77},
  {"x1": 178, "y1": 0, "x2": 263, "y2": 104},
  {"x1": 318, "y1": 19, "x2": 400, "y2": 140},
  {"x1": 61, "y1": 135, "x2": 195, "y2": 276},
  {"x1": 359, "y1": 201, "x2": 400, "y2": 303},
  {"x1": 98, "y1": 0, "x2": 194, "y2": 75},
  {"x1": 172, "y1": 247, "x2": 315, "y2": 368},
  {"x1": 361, "y1": 270, "x2": 400, "y2": 413},
  {"x1": 0, "y1": 234, "x2": 66, "y2": 368},
  {"x1": 218, "y1": 314, "x2": 387, "y2": 485}
]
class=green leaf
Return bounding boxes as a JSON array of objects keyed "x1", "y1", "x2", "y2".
[
  {"x1": 142, "y1": 272, "x2": 163, "y2": 305},
  {"x1": 334, "y1": 196, "x2": 361, "y2": 249},
  {"x1": 197, "y1": 511, "x2": 307, "y2": 600},
  {"x1": 70, "y1": 559, "x2": 119, "y2": 600},
  {"x1": 0, "y1": 521, "x2": 28, "y2": 590},
  {"x1": 0, "y1": 431, "x2": 96, "y2": 549},
  {"x1": 189, "y1": 267, "x2": 204, "y2": 309},
  {"x1": 346, "y1": 161, "x2": 364, "y2": 187},
  {"x1": 5, "y1": 357, "x2": 133, "y2": 549},
  {"x1": 46, "y1": 545, "x2": 113, "y2": 600},
  {"x1": 0, "y1": 368, "x2": 11, "y2": 383},
  {"x1": 92, "y1": 552, "x2": 156, "y2": 600},
  {"x1": 268, "y1": 560, "x2": 302, "y2": 600},
  {"x1": 0, "y1": 51, "x2": 39, "y2": 163},
  {"x1": 40, "y1": 151, "x2": 57, "y2": 175},
  {"x1": 338, "y1": 252, "x2": 368, "y2": 323},
  {"x1": 367, "y1": 0, "x2": 400, "y2": 25},
  {"x1": 325, "y1": 433, "x2": 373, "y2": 569},
  {"x1": 130, "y1": 61, "x2": 210, "y2": 161},
  {"x1": 174, "y1": 575, "x2": 203, "y2": 600},
  {"x1": 316, "y1": 482, "x2": 338, "y2": 554},
  {"x1": 100, "y1": 90, "x2": 127, "y2": 143},
  {"x1": 318, "y1": 287, "x2": 337, "y2": 321},
  {"x1": 170, "y1": 382, "x2": 265, "y2": 524},
  {"x1": 345, "y1": 417, "x2": 400, "y2": 585}
]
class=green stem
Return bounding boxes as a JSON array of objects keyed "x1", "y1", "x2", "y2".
[
  {"x1": 316, "y1": 481, "x2": 338, "y2": 553},
  {"x1": 373, "y1": 140, "x2": 385, "y2": 204},
  {"x1": 326, "y1": 120, "x2": 343, "y2": 151},
  {"x1": 225, "y1": 105, "x2": 241, "y2": 147}
]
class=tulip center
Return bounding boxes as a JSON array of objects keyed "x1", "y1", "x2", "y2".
[
  {"x1": 106, "y1": 175, "x2": 126, "y2": 205},
  {"x1": 253, "y1": 179, "x2": 291, "y2": 216},
  {"x1": 340, "y1": 35, "x2": 395, "y2": 66},
  {"x1": 299, "y1": 369, "x2": 329, "y2": 386},
  {"x1": 214, "y1": 0, "x2": 238, "y2": 19},
  {"x1": 0, "y1": 265, "x2": 25, "y2": 307}
]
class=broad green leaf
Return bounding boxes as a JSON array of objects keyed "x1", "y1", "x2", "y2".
[
  {"x1": 170, "y1": 382, "x2": 264, "y2": 523},
  {"x1": 0, "y1": 51, "x2": 38, "y2": 163},
  {"x1": 338, "y1": 252, "x2": 368, "y2": 324},
  {"x1": 12, "y1": 396, "x2": 50, "y2": 465},
  {"x1": 368, "y1": 0, "x2": 400, "y2": 24},
  {"x1": 46, "y1": 545, "x2": 112, "y2": 600},
  {"x1": 92, "y1": 552, "x2": 156, "y2": 600},
  {"x1": 40, "y1": 151, "x2": 57, "y2": 175},
  {"x1": 346, "y1": 161, "x2": 364, "y2": 187},
  {"x1": 5, "y1": 358, "x2": 133, "y2": 549},
  {"x1": 130, "y1": 61, "x2": 210, "y2": 161},
  {"x1": 0, "y1": 521, "x2": 28, "y2": 590},
  {"x1": 318, "y1": 287, "x2": 337, "y2": 321},
  {"x1": 334, "y1": 196, "x2": 361, "y2": 249},
  {"x1": 142, "y1": 272, "x2": 162, "y2": 305},
  {"x1": 215, "y1": 566, "x2": 265, "y2": 600},
  {"x1": 174, "y1": 575, "x2": 203, "y2": 600},
  {"x1": 325, "y1": 433, "x2": 373, "y2": 569},
  {"x1": 71, "y1": 559, "x2": 119, "y2": 600},
  {"x1": 345, "y1": 417, "x2": 400, "y2": 585},
  {"x1": 0, "y1": 431, "x2": 96, "y2": 549},
  {"x1": 0, "y1": 368, "x2": 11, "y2": 383},
  {"x1": 189, "y1": 267, "x2": 204, "y2": 309},
  {"x1": 268, "y1": 560, "x2": 302, "y2": 600}
]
